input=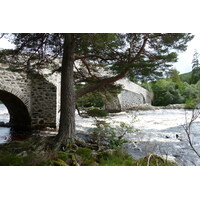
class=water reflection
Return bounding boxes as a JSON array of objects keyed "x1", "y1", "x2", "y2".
[
  {"x1": 0, "y1": 127, "x2": 11, "y2": 143},
  {"x1": 0, "y1": 104, "x2": 10, "y2": 143}
]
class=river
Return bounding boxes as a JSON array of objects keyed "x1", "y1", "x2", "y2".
[
  {"x1": 1, "y1": 103, "x2": 200, "y2": 165},
  {"x1": 122, "y1": 109, "x2": 200, "y2": 166},
  {"x1": 76, "y1": 109, "x2": 200, "y2": 166},
  {"x1": 0, "y1": 104, "x2": 10, "y2": 143}
]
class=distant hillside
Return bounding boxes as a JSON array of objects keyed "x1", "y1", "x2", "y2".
[{"x1": 180, "y1": 71, "x2": 192, "y2": 84}]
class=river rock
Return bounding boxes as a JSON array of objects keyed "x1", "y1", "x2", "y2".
[
  {"x1": 164, "y1": 104, "x2": 185, "y2": 109},
  {"x1": 17, "y1": 151, "x2": 28, "y2": 157}
]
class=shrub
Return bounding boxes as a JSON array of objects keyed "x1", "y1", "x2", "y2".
[
  {"x1": 89, "y1": 120, "x2": 135, "y2": 149},
  {"x1": 185, "y1": 97, "x2": 200, "y2": 109},
  {"x1": 87, "y1": 108, "x2": 108, "y2": 117},
  {"x1": 76, "y1": 92, "x2": 104, "y2": 108}
]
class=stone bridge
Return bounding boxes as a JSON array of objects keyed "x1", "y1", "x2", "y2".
[
  {"x1": 104, "y1": 79, "x2": 153, "y2": 112},
  {"x1": 0, "y1": 65, "x2": 59, "y2": 131},
  {"x1": 0, "y1": 64, "x2": 152, "y2": 131}
]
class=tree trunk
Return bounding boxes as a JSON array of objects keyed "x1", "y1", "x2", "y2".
[{"x1": 55, "y1": 33, "x2": 75, "y2": 149}]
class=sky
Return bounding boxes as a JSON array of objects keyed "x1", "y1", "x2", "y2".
[
  {"x1": 0, "y1": 37, "x2": 15, "y2": 50},
  {"x1": 172, "y1": 34, "x2": 200, "y2": 74},
  {"x1": 0, "y1": 34, "x2": 199, "y2": 74}
]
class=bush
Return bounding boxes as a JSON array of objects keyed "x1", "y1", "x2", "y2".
[
  {"x1": 185, "y1": 97, "x2": 200, "y2": 109},
  {"x1": 87, "y1": 108, "x2": 109, "y2": 117},
  {"x1": 89, "y1": 120, "x2": 135, "y2": 149},
  {"x1": 77, "y1": 92, "x2": 104, "y2": 108},
  {"x1": 152, "y1": 79, "x2": 184, "y2": 106}
]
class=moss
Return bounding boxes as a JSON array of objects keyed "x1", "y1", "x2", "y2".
[
  {"x1": 76, "y1": 147, "x2": 96, "y2": 165},
  {"x1": 57, "y1": 152, "x2": 71, "y2": 161},
  {"x1": 50, "y1": 159, "x2": 68, "y2": 166},
  {"x1": 0, "y1": 152, "x2": 25, "y2": 166}
]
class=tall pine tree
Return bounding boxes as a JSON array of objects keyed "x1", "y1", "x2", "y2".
[{"x1": 0, "y1": 33, "x2": 194, "y2": 150}]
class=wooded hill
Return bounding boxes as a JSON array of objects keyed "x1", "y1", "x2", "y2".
[{"x1": 141, "y1": 69, "x2": 200, "y2": 108}]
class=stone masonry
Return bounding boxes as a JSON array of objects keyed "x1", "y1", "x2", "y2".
[
  {"x1": 104, "y1": 79, "x2": 153, "y2": 112},
  {"x1": 0, "y1": 66, "x2": 58, "y2": 130}
]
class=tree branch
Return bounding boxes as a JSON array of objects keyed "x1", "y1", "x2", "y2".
[
  {"x1": 130, "y1": 37, "x2": 148, "y2": 63},
  {"x1": 0, "y1": 33, "x2": 5, "y2": 39},
  {"x1": 182, "y1": 109, "x2": 200, "y2": 158},
  {"x1": 75, "y1": 68, "x2": 129, "y2": 99},
  {"x1": 75, "y1": 54, "x2": 115, "y2": 62},
  {"x1": 75, "y1": 36, "x2": 149, "y2": 99},
  {"x1": 80, "y1": 58, "x2": 100, "y2": 79}
]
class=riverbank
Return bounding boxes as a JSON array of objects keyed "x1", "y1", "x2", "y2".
[
  {"x1": 0, "y1": 136, "x2": 175, "y2": 166},
  {"x1": 128, "y1": 104, "x2": 186, "y2": 111},
  {"x1": 0, "y1": 104, "x2": 200, "y2": 165}
]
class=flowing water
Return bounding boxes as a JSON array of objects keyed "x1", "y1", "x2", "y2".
[
  {"x1": 76, "y1": 109, "x2": 200, "y2": 166},
  {"x1": 0, "y1": 104, "x2": 10, "y2": 143},
  {"x1": 122, "y1": 109, "x2": 200, "y2": 166}
]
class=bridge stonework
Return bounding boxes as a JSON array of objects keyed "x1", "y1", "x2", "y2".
[
  {"x1": 0, "y1": 65, "x2": 152, "y2": 131},
  {"x1": 104, "y1": 79, "x2": 153, "y2": 112},
  {"x1": 0, "y1": 67, "x2": 58, "y2": 130}
]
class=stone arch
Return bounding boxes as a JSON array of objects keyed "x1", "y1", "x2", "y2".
[
  {"x1": 0, "y1": 90, "x2": 31, "y2": 131},
  {"x1": 0, "y1": 76, "x2": 30, "y2": 112}
]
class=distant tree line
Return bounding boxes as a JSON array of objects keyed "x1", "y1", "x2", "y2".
[{"x1": 141, "y1": 51, "x2": 200, "y2": 108}]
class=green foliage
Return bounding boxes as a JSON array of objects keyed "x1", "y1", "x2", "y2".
[
  {"x1": 140, "y1": 82, "x2": 153, "y2": 92},
  {"x1": 0, "y1": 152, "x2": 25, "y2": 166},
  {"x1": 50, "y1": 159, "x2": 68, "y2": 166},
  {"x1": 151, "y1": 79, "x2": 184, "y2": 106},
  {"x1": 169, "y1": 69, "x2": 183, "y2": 90},
  {"x1": 76, "y1": 82, "x2": 122, "y2": 110},
  {"x1": 89, "y1": 120, "x2": 135, "y2": 149},
  {"x1": 98, "y1": 150, "x2": 176, "y2": 166},
  {"x1": 1, "y1": 33, "x2": 194, "y2": 83},
  {"x1": 191, "y1": 67, "x2": 200, "y2": 84},
  {"x1": 179, "y1": 51, "x2": 200, "y2": 84},
  {"x1": 195, "y1": 80, "x2": 200, "y2": 92},
  {"x1": 75, "y1": 148, "x2": 95, "y2": 165},
  {"x1": 182, "y1": 82, "x2": 199, "y2": 100},
  {"x1": 77, "y1": 92, "x2": 104, "y2": 108},
  {"x1": 180, "y1": 71, "x2": 192, "y2": 84},
  {"x1": 141, "y1": 68, "x2": 200, "y2": 106},
  {"x1": 190, "y1": 50, "x2": 200, "y2": 84},
  {"x1": 98, "y1": 149, "x2": 136, "y2": 166},
  {"x1": 0, "y1": 140, "x2": 176, "y2": 166},
  {"x1": 185, "y1": 97, "x2": 200, "y2": 109},
  {"x1": 87, "y1": 108, "x2": 109, "y2": 117}
]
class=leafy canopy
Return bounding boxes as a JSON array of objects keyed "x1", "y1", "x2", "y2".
[{"x1": 0, "y1": 33, "x2": 193, "y2": 82}]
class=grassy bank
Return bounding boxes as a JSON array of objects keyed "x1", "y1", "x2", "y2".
[{"x1": 0, "y1": 138, "x2": 176, "y2": 166}]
